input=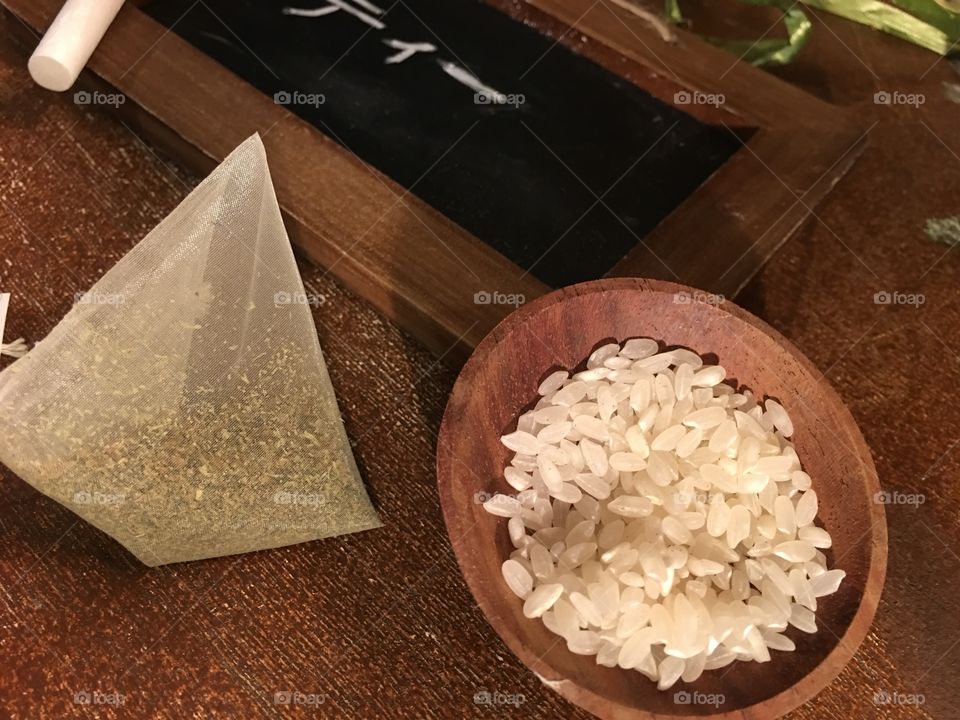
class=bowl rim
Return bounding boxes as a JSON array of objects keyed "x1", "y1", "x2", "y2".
[{"x1": 436, "y1": 278, "x2": 887, "y2": 720}]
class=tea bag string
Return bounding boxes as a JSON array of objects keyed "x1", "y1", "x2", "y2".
[
  {"x1": 0, "y1": 293, "x2": 29, "y2": 358},
  {"x1": 1, "y1": 337, "x2": 29, "y2": 358},
  {"x1": 1, "y1": 339, "x2": 29, "y2": 358}
]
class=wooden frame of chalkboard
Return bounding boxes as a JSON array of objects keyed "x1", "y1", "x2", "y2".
[{"x1": 2, "y1": 0, "x2": 866, "y2": 366}]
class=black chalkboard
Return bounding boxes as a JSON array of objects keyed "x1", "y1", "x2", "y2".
[{"x1": 144, "y1": 0, "x2": 740, "y2": 287}]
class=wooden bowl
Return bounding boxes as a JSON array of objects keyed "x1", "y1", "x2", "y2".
[{"x1": 436, "y1": 278, "x2": 886, "y2": 719}]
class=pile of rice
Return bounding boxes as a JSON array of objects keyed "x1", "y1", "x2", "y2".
[{"x1": 482, "y1": 340, "x2": 844, "y2": 689}]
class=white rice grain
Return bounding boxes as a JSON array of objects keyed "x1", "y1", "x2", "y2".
[{"x1": 484, "y1": 340, "x2": 841, "y2": 691}]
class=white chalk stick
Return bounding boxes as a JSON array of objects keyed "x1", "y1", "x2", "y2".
[{"x1": 28, "y1": 0, "x2": 125, "y2": 92}]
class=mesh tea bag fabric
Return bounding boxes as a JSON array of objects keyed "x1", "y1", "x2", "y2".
[{"x1": 0, "y1": 134, "x2": 381, "y2": 566}]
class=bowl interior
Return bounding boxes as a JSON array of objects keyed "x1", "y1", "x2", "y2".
[{"x1": 437, "y1": 279, "x2": 885, "y2": 719}]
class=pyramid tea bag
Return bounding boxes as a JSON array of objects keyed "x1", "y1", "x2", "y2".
[{"x1": 0, "y1": 134, "x2": 381, "y2": 566}]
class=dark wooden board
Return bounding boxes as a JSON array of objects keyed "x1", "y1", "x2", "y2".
[{"x1": 0, "y1": 0, "x2": 866, "y2": 366}]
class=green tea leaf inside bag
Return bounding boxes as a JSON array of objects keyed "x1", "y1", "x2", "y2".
[{"x1": 0, "y1": 134, "x2": 381, "y2": 566}]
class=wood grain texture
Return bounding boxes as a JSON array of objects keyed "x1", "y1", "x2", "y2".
[
  {"x1": 489, "y1": 0, "x2": 868, "y2": 298},
  {"x1": 437, "y1": 278, "x2": 886, "y2": 719},
  {"x1": 1, "y1": 5, "x2": 959, "y2": 720},
  {"x1": 0, "y1": 0, "x2": 863, "y2": 365},
  {"x1": 608, "y1": 127, "x2": 867, "y2": 297},
  {"x1": 519, "y1": 0, "x2": 845, "y2": 128},
  {"x1": 1, "y1": 0, "x2": 551, "y2": 365}
]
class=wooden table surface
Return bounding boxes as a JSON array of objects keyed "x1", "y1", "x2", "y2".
[{"x1": 1, "y1": 4, "x2": 958, "y2": 719}]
